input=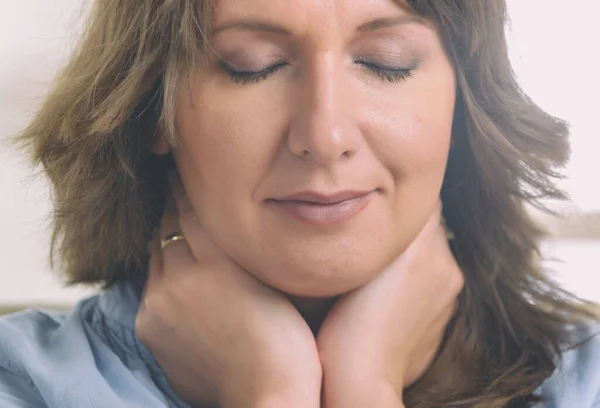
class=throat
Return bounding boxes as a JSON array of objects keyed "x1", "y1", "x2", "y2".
[{"x1": 287, "y1": 295, "x2": 338, "y2": 336}]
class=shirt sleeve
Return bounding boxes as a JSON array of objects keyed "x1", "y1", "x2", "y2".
[
  {"x1": 574, "y1": 327, "x2": 600, "y2": 408},
  {"x1": 584, "y1": 331, "x2": 600, "y2": 408},
  {"x1": 0, "y1": 367, "x2": 45, "y2": 408},
  {"x1": 537, "y1": 323, "x2": 600, "y2": 407}
]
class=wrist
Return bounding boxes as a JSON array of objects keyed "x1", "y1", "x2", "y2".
[
  {"x1": 222, "y1": 374, "x2": 322, "y2": 408},
  {"x1": 322, "y1": 372, "x2": 403, "y2": 408},
  {"x1": 372, "y1": 382, "x2": 404, "y2": 408},
  {"x1": 252, "y1": 392, "x2": 320, "y2": 408},
  {"x1": 220, "y1": 356, "x2": 322, "y2": 408}
]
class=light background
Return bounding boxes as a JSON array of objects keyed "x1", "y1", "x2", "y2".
[{"x1": 0, "y1": 0, "x2": 598, "y2": 306}]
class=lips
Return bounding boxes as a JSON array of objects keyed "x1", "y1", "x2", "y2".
[
  {"x1": 268, "y1": 190, "x2": 375, "y2": 225},
  {"x1": 275, "y1": 190, "x2": 374, "y2": 204}
]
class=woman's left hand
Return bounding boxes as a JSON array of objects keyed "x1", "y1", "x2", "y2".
[{"x1": 317, "y1": 202, "x2": 464, "y2": 408}]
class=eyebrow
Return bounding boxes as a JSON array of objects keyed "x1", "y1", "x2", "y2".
[
  {"x1": 357, "y1": 15, "x2": 423, "y2": 32},
  {"x1": 212, "y1": 20, "x2": 291, "y2": 36},
  {"x1": 211, "y1": 15, "x2": 422, "y2": 36}
]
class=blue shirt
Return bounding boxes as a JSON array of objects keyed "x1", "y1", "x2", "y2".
[{"x1": 0, "y1": 280, "x2": 599, "y2": 408}]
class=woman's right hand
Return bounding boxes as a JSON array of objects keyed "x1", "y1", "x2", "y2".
[{"x1": 135, "y1": 173, "x2": 322, "y2": 408}]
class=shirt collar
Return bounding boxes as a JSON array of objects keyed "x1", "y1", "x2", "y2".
[{"x1": 97, "y1": 274, "x2": 146, "y2": 330}]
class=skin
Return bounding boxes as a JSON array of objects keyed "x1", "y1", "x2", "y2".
[
  {"x1": 154, "y1": 0, "x2": 456, "y2": 298},
  {"x1": 143, "y1": 0, "x2": 463, "y2": 406},
  {"x1": 137, "y1": 176, "x2": 462, "y2": 407}
]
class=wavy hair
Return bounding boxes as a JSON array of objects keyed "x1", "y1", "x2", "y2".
[{"x1": 13, "y1": 0, "x2": 599, "y2": 406}]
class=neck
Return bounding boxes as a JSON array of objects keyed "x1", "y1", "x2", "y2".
[{"x1": 287, "y1": 295, "x2": 338, "y2": 336}]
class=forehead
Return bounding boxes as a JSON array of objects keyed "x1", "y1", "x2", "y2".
[{"x1": 211, "y1": 0, "x2": 415, "y2": 32}]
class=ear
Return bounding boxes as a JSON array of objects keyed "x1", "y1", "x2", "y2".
[{"x1": 151, "y1": 132, "x2": 171, "y2": 156}]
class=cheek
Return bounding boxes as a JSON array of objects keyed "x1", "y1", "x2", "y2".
[
  {"x1": 174, "y1": 81, "x2": 288, "y2": 195},
  {"x1": 364, "y1": 96, "x2": 454, "y2": 183},
  {"x1": 369, "y1": 58, "x2": 455, "y2": 180}
]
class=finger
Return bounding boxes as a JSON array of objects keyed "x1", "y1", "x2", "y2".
[
  {"x1": 167, "y1": 170, "x2": 226, "y2": 264},
  {"x1": 168, "y1": 170, "x2": 195, "y2": 216},
  {"x1": 139, "y1": 232, "x2": 164, "y2": 314},
  {"x1": 424, "y1": 199, "x2": 444, "y2": 235},
  {"x1": 416, "y1": 200, "x2": 455, "y2": 262},
  {"x1": 147, "y1": 230, "x2": 164, "y2": 280},
  {"x1": 160, "y1": 194, "x2": 196, "y2": 268}
]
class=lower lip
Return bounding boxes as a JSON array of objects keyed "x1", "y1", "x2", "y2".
[{"x1": 271, "y1": 192, "x2": 373, "y2": 226}]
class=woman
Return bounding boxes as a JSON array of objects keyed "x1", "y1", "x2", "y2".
[{"x1": 2, "y1": 0, "x2": 599, "y2": 407}]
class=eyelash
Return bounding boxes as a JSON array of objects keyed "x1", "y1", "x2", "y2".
[
  {"x1": 221, "y1": 61, "x2": 289, "y2": 85},
  {"x1": 221, "y1": 59, "x2": 417, "y2": 86},
  {"x1": 354, "y1": 58, "x2": 417, "y2": 83}
]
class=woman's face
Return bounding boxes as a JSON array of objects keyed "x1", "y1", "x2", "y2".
[{"x1": 167, "y1": 0, "x2": 456, "y2": 297}]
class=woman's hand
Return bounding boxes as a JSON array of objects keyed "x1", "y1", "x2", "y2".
[
  {"x1": 135, "y1": 173, "x2": 322, "y2": 408},
  {"x1": 317, "y1": 202, "x2": 464, "y2": 408}
]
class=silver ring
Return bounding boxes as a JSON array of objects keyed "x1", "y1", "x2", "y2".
[{"x1": 160, "y1": 231, "x2": 186, "y2": 250}]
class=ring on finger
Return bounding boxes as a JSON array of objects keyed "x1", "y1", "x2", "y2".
[{"x1": 160, "y1": 231, "x2": 186, "y2": 250}]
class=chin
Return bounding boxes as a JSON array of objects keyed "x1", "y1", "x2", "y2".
[
  {"x1": 253, "y1": 256, "x2": 391, "y2": 298},
  {"x1": 235, "y1": 224, "x2": 412, "y2": 298}
]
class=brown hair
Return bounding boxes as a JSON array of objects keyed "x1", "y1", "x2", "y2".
[{"x1": 13, "y1": 0, "x2": 599, "y2": 406}]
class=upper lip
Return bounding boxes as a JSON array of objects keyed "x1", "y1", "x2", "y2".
[{"x1": 272, "y1": 190, "x2": 374, "y2": 204}]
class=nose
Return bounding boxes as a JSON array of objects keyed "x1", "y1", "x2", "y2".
[{"x1": 287, "y1": 52, "x2": 362, "y2": 164}]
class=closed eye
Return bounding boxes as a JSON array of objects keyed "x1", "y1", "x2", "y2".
[
  {"x1": 219, "y1": 60, "x2": 289, "y2": 85},
  {"x1": 219, "y1": 58, "x2": 418, "y2": 85},
  {"x1": 354, "y1": 57, "x2": 418, "y2": 83}
]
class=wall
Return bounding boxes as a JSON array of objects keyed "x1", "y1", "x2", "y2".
[{"x1": 0, "y1": 0, "x2": 598, "y2": 306}]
